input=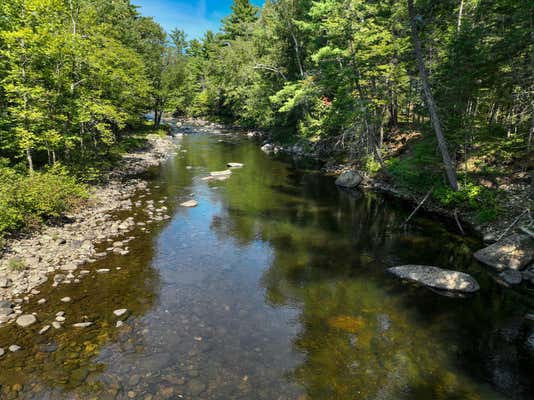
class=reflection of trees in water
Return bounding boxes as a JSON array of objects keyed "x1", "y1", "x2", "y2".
[
  {"x1": 0, "y1": 230, "x2": 160, "y2": 398},
  {"x1": 209, "y1": 157, "x2": 516, "y2": 399}
]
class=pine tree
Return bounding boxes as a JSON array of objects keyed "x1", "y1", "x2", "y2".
[{"x1": 222, "y1": 0, "x2": 259, "y2": 40}]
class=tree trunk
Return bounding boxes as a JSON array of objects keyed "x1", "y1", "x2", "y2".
[
  {"x1": 408, "y1": 0, "x2": 459, "y2": 191},
  {"x1": 26, "y1": 148, "x2": 34, "y2": 173},
  {"x1": 457, "y1": 0, "x2": 465, "y2": 32}
]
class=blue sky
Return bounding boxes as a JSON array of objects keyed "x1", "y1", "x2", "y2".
[{"x1": 133, "y1": 0, "x2": 265, "y2": 39}]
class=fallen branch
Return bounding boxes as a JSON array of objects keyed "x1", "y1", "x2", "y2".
[
  {"x1": 401, "y1": 187, "x2": 434, "y2": 228},
  {"x1": 497, "y1": 209, "x2": 530, "y2": 241},
  {"x1": 454, "y1": 209, "x2": 465, "y2": 235}
]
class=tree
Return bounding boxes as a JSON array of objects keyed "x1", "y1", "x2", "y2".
[
  {"x1": 407, "y1": 0, "x2": 459, "y2": 191},
  {"x1": 222, "y1": 0, "x2": 259, "y2": 40}
]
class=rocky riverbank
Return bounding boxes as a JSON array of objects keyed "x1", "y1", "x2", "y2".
[{"x1": 0, "y1": 134, "x2": 177, "y2": 318}]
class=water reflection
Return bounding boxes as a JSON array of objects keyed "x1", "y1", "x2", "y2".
[{"x1": 0, "y1": 132, "x2": 532, "y2": 399}]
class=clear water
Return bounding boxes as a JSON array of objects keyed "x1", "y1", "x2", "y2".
[{"x1": 0, "y1": 131, "x2": 533, "y2": 400}]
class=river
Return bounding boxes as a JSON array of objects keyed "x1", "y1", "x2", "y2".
[{"x1": 0, "y1": 128, "x2": 533, "y2": 399}]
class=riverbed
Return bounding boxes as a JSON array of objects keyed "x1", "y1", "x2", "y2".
[{"x1": 0, "y1": 128, "x2": 533, "y2": 399}]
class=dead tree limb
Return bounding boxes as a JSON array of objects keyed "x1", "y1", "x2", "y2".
[{"x1": 401, "y1": 187, "x2": 434, "y2": 228}]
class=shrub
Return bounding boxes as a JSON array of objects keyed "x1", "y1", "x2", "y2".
[{"x1": 0, "y1": 164, "x2": 88, "y2": 235}]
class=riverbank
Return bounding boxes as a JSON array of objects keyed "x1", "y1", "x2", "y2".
[
  {"x1": 0, "y1": 134, "x2": 176, "y2": 312},
  {"x1": 173, "y1": 118, "x2": 531, "y2": 242}
]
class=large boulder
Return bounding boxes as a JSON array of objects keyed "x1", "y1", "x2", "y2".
[
  {"x1": 474, "y1": 234, "x2": 534, "y2": 271},
  {"x1": 335, "y1": 170, "x2": 363, "y2": 188},
  {"x1": 388, "y1": 265, "x2": 480, "y2": 293}
]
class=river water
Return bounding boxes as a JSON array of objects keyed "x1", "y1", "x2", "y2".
[{"x1": 0, "y1": 129, "x2": 533, "y2": 399}]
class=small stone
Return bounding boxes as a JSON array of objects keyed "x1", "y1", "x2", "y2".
[
  {"x1": 72, "y1": 322, "x2": 93, "y2": 328},
  {"x1": 0, "y1": 278, "x2": 13, "y2": 288},
  {"x1": 56, "y1": 311, "x2": 65, "y2": 317},
  {"x1": 9, "y1": 345, "x2": 21, "y2": 352},
  {"x1": 499, "y1": 269, "x2": 523, "y2": 285},
  {"x1": 96, "y1": 269, "x2": 110, "y2": 274},
  {"x1": 180, "y1": 200, "x2": 198, "y2": 208},
  {"x1": 56, "y1": 316, "x2": 66, "y2": 322},
  {"x1": 227, "y1": 162, "x2": 244, "y2": 168},
  {"x1": 37, "y1": 298, "x2": 47, "y2": 305},
  {"x1": 16, "y1": 314, "x2": 37, "y2": 328},
  {"x1": 113, "y1": 309, "x2": 128, "y2": 317},
  {"x1": 52, "y1": 321, "x2": 62, "y2": 329},
  {"x1": 128, "y1": 391, "x2": 136, "y2": 399},
  {"x1": 39, "y1": 325, "x2": 51, "y2": 335},
  {"x1": 116, "y1": 321, "x2": 124, "y2": 328},
  {"x1": 60, "y1": 297, "x2": 71, "y2": 303},
  {"x1": 53, "y1": 274, "x2": 66, "y2": 283},
  {"x1": 0, "y1": 348, "x2": 4, "y2": 357}
]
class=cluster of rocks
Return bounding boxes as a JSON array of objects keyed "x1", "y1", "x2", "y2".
[
  {"x1": 0, "y1": 135, "x2": 176, "y2": 312},
  {"x1": 475, "y1": 233, "x2": 534, "y2": 287}
]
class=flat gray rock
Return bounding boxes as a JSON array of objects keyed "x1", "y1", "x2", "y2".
[
  {"x1": 388, "y1": 265, "x2": 480, "y2": 293},
  {"x1": 335, "y1": 171, "x2": 362, "y2": 188},
  {"x1": 474, "y1": 234, "x2": 534, "y2": 271},
  {"x1": 16, "y1": 314, "x2": 37, "y2": 328}
]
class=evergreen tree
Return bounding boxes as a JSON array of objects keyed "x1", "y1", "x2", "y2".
[{"x1": 222, "y1": 0, "x2": 259, "y2": 40}]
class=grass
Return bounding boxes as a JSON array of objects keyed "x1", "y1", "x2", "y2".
[
  {"x1": 384, "y1": 137, "x2": 502, "y2": 223},
  {"x1": 8, "y1": 257, "x2": 26, "y2": 272}
]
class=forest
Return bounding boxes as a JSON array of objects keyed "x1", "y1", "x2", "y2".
[{"x1": 0, "y1": 0, "x2": 532, "y2": 236}]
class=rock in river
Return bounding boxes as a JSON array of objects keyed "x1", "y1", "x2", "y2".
[
  {"x1": 474, "y1": 234, "x2": 534, "y2": 271},
  {"x1": 388, "y1": 265, "x2": 480, "y2": 293},
  {"x1": 499, "y1": 269, "x2": 523, "y2": 285},
  {"x1": 227, "y1": 162, "x2": 244, "y2": 168},
  {"x1": 335, "y1": 170, "x2": 363, "y2": 188},
  {"x1": 210, "y1": 170, "x2": 232, "y2": 177},
  {"x1": 180, "y1": 200, "x2": 198, "y2": 208},
  {"x1": 16, "y1": 314, "x2": 37, "y2": 328}
]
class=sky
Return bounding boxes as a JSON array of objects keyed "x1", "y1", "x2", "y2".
[{"x1": 133, "y1": 0, "x2": 265, "y2": 39}]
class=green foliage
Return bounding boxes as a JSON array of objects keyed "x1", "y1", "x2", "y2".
[
  {"x1": 0, "y1": 164, "x2": 87, "y2": 235},
  {"x1": 7, "y1": 257, "x2": 26, "y2": 272}
]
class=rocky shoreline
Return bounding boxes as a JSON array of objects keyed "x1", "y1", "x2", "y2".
[{"x1": 0, "y1": 134, "x2": 177, "y2": 321}]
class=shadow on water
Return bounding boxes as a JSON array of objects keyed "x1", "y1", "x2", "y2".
[{"x1": 0, "y1": 132, "x2": 533, "y2": 399}]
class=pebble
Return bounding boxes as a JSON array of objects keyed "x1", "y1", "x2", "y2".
[
  {"x1": 61, "y1": 297, "x2": 72, "y2": 303},
  {"x1": 97, "y1": 269, "x2": 110, "y2": 274},
  {"x1": 113, "y1": 309, "x2": 128, "y2": 317},
  {"x1": 56, "y1": 316, "x2": 66, "y2": 322},
  {"x1": 37, "y1": 298, "x2": 47, "y2": 305},
  {"x1": 0, "y1": 348, "x2": 4, "y2": 357},
  {"x1": 9, "y1": 345, "x2": 21, "y2": 352},
  {"x1": 116, "y1": 321, "x2": 124, "y2": 328},
  {"x1": 16, "y1": 314, "x2": 37, "y2": 328},
  {"x1": 39, "y1": 325, "x2": 51, "y2": 335},
  {"x1": 52, "y1": 321, "x2": 62, "y2": 329},
  {"x1": 72, "y1": 322, "x2": 93, "y2": 328},
  {"x1": 180, "y1": 200, "x2": 198, "y2": 208},
  {"x1": 56, "y1": 311, "x2": 65, "y2": 317}
]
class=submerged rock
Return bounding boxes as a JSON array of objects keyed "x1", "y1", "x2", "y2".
[
  {"x1": 388, "y1": 265, "x2": 480, "y2": 293},
  {"x1": 16, "y1": 314, "x2": 37, "y2": 328},
  {"x1": 499, "y1": 269, "x2": 523, "y2": 285},
  {"x1": 210, "y1": 170, "x2": 232, "y2": 177},
  {"x1": 474, "y1": 234, "x2": 534, "y2": 271},
  {"x1": 335, "y1": 170, "x2": 363, "y2": 188},
  {"x1": 180, "y1": 200, "x2": 198, "y2": 208},
  {"x1": 72, "y1": 322, "x2": 93, "y2": 328}
]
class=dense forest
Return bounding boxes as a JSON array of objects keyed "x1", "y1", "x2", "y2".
[{"x1": 0, "y1": 0, "x2": 532, "y2": 236}]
